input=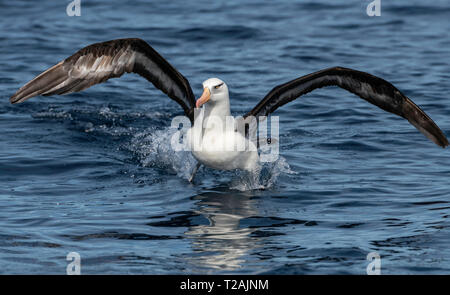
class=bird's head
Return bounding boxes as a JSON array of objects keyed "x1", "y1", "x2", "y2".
[{"x1": 196, "y1": 78, "x2": 229, "y2": 108}]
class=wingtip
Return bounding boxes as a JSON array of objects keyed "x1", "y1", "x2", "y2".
[
  {"x1": 9, "y1": 91, "x2": 28, "y2": 104},
  {"x1": 420, "y1": 124, "x2": 448, "y2": 149},
  {"x1": 10, "y1": 94, "x2": 20, "y2": 104},
  {"x1": 401, "y1": 97, "x2": 449, "y2": 149},
  {"x1": 432, "y1": 129, "x2": 449, "y2": 149},
  {"x1": 440, "y1": 138, "x2": 449, "y2": 148}
]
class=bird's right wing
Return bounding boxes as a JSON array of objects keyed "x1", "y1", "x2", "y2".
[
  {"x1": 10, "y1": 38, "x2": 196, "y2": 122},
  {"x1": 243, "y1": 67, "x2": 448, "y2": 148}
]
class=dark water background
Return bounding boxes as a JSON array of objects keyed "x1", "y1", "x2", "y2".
[{"x1": 1, "y1": 0, "x2": 450, "y2": 274}]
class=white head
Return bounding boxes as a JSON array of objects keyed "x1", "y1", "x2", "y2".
[{"x1": 196, "y1": 78, "x2": 229, "y2": 110}]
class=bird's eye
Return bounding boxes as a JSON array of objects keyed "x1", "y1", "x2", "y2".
[{"x1": 214, "y1": 83, "x2": 224, "y2": 89}]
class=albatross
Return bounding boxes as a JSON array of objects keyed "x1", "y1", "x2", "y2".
[{"x1": 10, "y1": 38, "x2": 448, "y2": 181}]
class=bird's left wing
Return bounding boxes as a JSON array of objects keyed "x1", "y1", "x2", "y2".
[
  {"x1": 10, "y1": 38, "x2": 196, "y2": 122},
  {"x1": 243, "y1": 66, "x2": 448, "y2": 148}
]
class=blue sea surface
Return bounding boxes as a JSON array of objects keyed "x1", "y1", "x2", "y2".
[{"x1": 0, "y1": 0, "x2": 449, "y2": 274}]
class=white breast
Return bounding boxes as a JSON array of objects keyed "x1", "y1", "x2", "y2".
[{"x1": 187, "y1": 127, "x2": 259, "y2": 171}]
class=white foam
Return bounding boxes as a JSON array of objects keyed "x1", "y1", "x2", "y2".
[
  {"x1": 230, "y1": 155, "x2": 297, "y2": 191},
  {"x1": 125, "y1": 127, "x2": 197, "y2": 180},
  {"x1": 125, "y1": 126, "x2": 297, "y2": 190}
]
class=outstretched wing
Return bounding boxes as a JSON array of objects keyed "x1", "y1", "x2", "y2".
[
  {"x1": 10, "y1": 38, "x2": 196, "y2": 122},
  {"x1": 244, "y1": 66, "x2": 448, "y2": 148}
]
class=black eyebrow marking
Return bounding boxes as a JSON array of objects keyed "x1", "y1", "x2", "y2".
[{"x1": 214, "y1": 82, "x2": 224, "y2": 88}]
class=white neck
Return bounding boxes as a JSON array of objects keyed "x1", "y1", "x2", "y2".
[
  {"x1": 203, "y1": 92, "x2": 231, "y2": 119},
  {"x1": 200, "y1": 92, "x2": 231, "y2": 135}
]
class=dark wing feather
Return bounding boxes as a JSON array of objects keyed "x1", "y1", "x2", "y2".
[
  {"x1": 10, "y1": 38, "x2": 196, "y2": 122},
  {"x1": 244, "y1": 66, "x2": 448, "y2": 148}
]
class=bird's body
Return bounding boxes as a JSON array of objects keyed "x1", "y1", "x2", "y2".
[
  {"x1": 189, "y1": 129, "x2": 258, "y2": 171},
  {"x1": 9, "y1": 38, "x2": 448, "y2": 183},
  {"x1": 186, "y1": 78, "x2": 259, "y2": 171}
]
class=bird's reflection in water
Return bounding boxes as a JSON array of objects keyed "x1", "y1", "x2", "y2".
[{"x1": 184, "y1": 189, "x2": 261, "y2": 272}]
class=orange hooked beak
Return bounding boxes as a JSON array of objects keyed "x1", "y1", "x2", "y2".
[{"x1": 196, "y1": 87, "x2": 211, "y2": 108}]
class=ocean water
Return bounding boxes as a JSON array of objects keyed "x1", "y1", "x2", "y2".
[{"x1": 0, "y1": 0, "x2": 450, "y2": 274}]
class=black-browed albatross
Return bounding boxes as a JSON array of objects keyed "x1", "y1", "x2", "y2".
[{"x1": 10, "y1": 38, "x2": 448, "y2": 181}]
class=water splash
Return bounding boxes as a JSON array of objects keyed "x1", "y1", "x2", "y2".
[
  {"x1": 230, "y1": 156, "x2": 297, "y2": 191},
  {"x1": 124, "y1": 126, "x2": 296, "y2": 190},
  {"x1": 125, "y1": 127, "x2": 198, "y2": 180}
]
